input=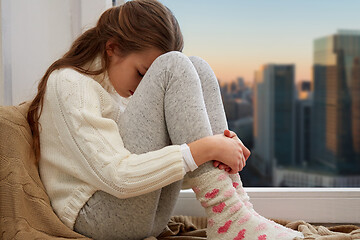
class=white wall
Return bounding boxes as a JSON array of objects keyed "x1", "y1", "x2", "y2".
[
  {"x1": 0, "y1": 0, "x2": 3, "y2": 105},
  {"x1": 0, "y1": 0, "x2": 112, "y2": 106}
]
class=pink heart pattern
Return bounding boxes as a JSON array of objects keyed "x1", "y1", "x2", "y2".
[
  {"x1": 217, "y1": 173, "x2": 227, "y2": 181},
  {"x1": 233, "y1": 229, "x2": 246, "y2": 240},
  {"x1": 205, "y1": 189, "x2": 219, "y2": 199},
  {"x1": 255, "y1": 222, "x2": 267, "y2": 231},
  {"x1": 217, "y1": 220, "x2": 232, "y2": 233},
  {"x1": 245, "y1": 201, "x2": 253, "y2": 208},
  {"x1": 238, "y1": 212, "x2": 251, "y2": 225},
  {"x1": 230, "y1": 202, "x2": 242, "y2": 213},
  {"x1": 233, "y1": 182, "x2": 239, "y2": 188},
  {"x1": 224, "y1": 188, "x2": 235, "y2": 197},
  {"x1": 276, "y1": 232, "x2": 289, "y2": 238},
  {"x1": 274, "y1": 224, "x2": 282, "y2": 229},
  {"x1": 208, "y1": 218, "x2": 215, "y2": 227},
  {"x1": 212, "y1": 202, "x2": 226, "y2": 213},
  {"x1": 258, "y1": 235, "x2": 267, "y2": 240},
  {"x1": 253, "y1": 212, "x2": 260, "y2": 218}
]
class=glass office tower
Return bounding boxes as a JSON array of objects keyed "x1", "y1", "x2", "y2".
[
  {"x1": 253, "y1": 65, "x2": 295, "y2": 176},
  {"x1": 312, "y1": 30, "x2": 360, "y2": 174}
]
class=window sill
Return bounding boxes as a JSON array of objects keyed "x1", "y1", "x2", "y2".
[{"x1": 173, "y1": 188, "x2": 360, "y2": 224}]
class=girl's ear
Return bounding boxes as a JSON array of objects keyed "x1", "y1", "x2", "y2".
[{"x1": 105, "y1": 39, "x2": 117, "y2": 57}]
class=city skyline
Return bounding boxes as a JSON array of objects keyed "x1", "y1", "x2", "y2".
[
  {"x1": 160, "y1": 0, "x2": 360, "y2": 84},
  {"x1": 221, "y1": 30, "x2": 360, "y2": 187}
]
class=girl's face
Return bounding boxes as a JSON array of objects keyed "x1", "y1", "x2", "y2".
[{"x1": 106, "y1": 46, "x2": 163, "y2": 98}]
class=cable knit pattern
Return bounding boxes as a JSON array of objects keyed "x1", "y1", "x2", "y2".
[{"x1": 39, "y1": 66, "x2": 186, "y2": 229}]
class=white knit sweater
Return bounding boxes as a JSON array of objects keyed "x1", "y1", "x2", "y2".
[{"x1": 38, "y1": 65, "x2": 187, "y2": 229}]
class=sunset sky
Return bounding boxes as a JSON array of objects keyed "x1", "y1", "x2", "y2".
[{"x1": 160, "y1": 0, "x2": 360, "y2": 84}]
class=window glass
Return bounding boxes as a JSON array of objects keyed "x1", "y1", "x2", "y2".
[{"x1": 161, "y1": 0, "x2": 360, "y2": 187}]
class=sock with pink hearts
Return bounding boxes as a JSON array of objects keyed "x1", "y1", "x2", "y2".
[
  {"x1": 187, "y1": 164, "x2": 304, "y2": 240},
  {"x1": 228, "y1": 172, "x2": 304, "y2": 238}
]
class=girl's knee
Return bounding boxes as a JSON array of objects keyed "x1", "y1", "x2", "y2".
[
  {"x1": 151, "y1": 52, "x2": 210, "y2": 76},
  {"x1": 160, "y1": 50, "x2": 187, "y2": 60},
  {"x1": 144, "y1": 51, "x2": 200, "y2": 90},
  {"x1": 153, "y1": 51, "x2": 192, "y2": 69},
  {"x1": 188, "y1": 56, "x2": 219, "y2": 88},
  {"x1": 188, "y1": 56, "x2": 211, "y2": 71}
]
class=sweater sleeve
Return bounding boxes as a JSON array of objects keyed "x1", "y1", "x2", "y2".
[{"x1": 49, "y1": 69, "x2": 186, "y2": 199}]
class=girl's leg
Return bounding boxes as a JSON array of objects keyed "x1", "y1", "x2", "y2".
[
  {"x1": 184, "y1": 56, "x2": 304, "y2": 240},
  {"x1": 74, "y1": 51, "x2": 215, "y2": 240},
  {"x1": 120, "y1": 52, "x2": 217, "y2": 237},
  {"x1": 186, "y1": 56, "x2": 253, "y2": 204},
  {"x1": 188, "y1": 56, "x2": 275, "y2": 216}
]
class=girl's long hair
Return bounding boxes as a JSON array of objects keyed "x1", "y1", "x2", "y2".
[{"x1": 27, "y1": 0, "x2": 183, "y2": 162}]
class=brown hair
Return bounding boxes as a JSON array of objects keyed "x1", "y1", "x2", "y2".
[{"x1": 27, "y1": 0, "x2": 184, "y2": 161}]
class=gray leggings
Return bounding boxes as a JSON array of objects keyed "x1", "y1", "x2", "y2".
[{"x1": 74, "y1": 51, "x2": 228, "y2": 240}]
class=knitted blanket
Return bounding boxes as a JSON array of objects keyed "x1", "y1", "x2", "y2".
[
  {"x1": 0, "y1": 102, "x2": 90, "y2": 239},
  {"x1": 1, "y1": 103, "x2": 359, "y2": 240},
  {"x1": 150, "y1": 216, "x2": 360, "y2": 240}
]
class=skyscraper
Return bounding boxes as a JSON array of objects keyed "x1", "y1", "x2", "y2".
[
  {"x1": 351, "y1": 57, "x2": 360, "y2": 160},
  {"x1": 295, "y1": 98, "x2": 312, "y2": 167},
  {"x1": 312, "y1": 30, "x2": 360, "y2": 174},
  {"x1": 253, "y1": 64, "x2": 295, "y2": 176}
]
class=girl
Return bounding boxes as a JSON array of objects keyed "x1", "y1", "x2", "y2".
[{"x1": 27, "y1": 0, "x2": 303, "y2": 239}]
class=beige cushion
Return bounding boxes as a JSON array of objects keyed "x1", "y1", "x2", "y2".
[{"x1": 0, "y1": 102, "x2": 89, "y2": 239}]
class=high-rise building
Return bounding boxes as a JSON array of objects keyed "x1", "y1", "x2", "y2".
[
  {"x1": 253, "y1": 64, "x2": 295, "y2": 176},
  {"x1": 223, "y1": 99, "x2": 239, "y2": 121},
  {"x1": 312, "y1": 30, "x2": 360, "y2": 174},
  {"x1": 224, "y1": 98, "x2": 253, "y2": 121},
  {"x1": 352, "y1": 57, "x2": 360, "y2": 158},
  {"x1": 295, "y1": 98, "x2": 312, "y2": 167},
  {"x1": 237, "y1": 77, "x2": 246, "y2": 91}
]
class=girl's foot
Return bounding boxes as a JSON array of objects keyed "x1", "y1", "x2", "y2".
[
  {"x1": 228, "y1": 172, "x2": 303, "y2": 238},
  {"x1": 188, "y1": 166, "x2": 304, "y2": 240}
]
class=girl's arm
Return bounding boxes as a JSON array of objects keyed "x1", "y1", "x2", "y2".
[
  {"x1": 42, "y1": 69, "x2": 241, "y2": 198},
  {"x1": 46, "y1": 69, "x2": 187, "y2": 200},
  {"x1": 46, "y1": 69, "x2": 246, "y2": 200}
]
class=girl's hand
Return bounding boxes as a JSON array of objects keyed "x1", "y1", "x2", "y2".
[
  {"x1": 213, "y1": 130, "x2": 251, "y2": 173},
  {"x1": 188, "y1": 131, "x2": 250, "y2": 174},
  {"x1": 204, "y1": 133, "x2": 244, "y2": 174},
  {"x1": 224, "y1": 130, "x2": 251, "y2": 160}
]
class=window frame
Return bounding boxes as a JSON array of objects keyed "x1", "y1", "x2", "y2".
[{"x1": 174, "y1": 188, "x2": 360, "y2": 224}]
